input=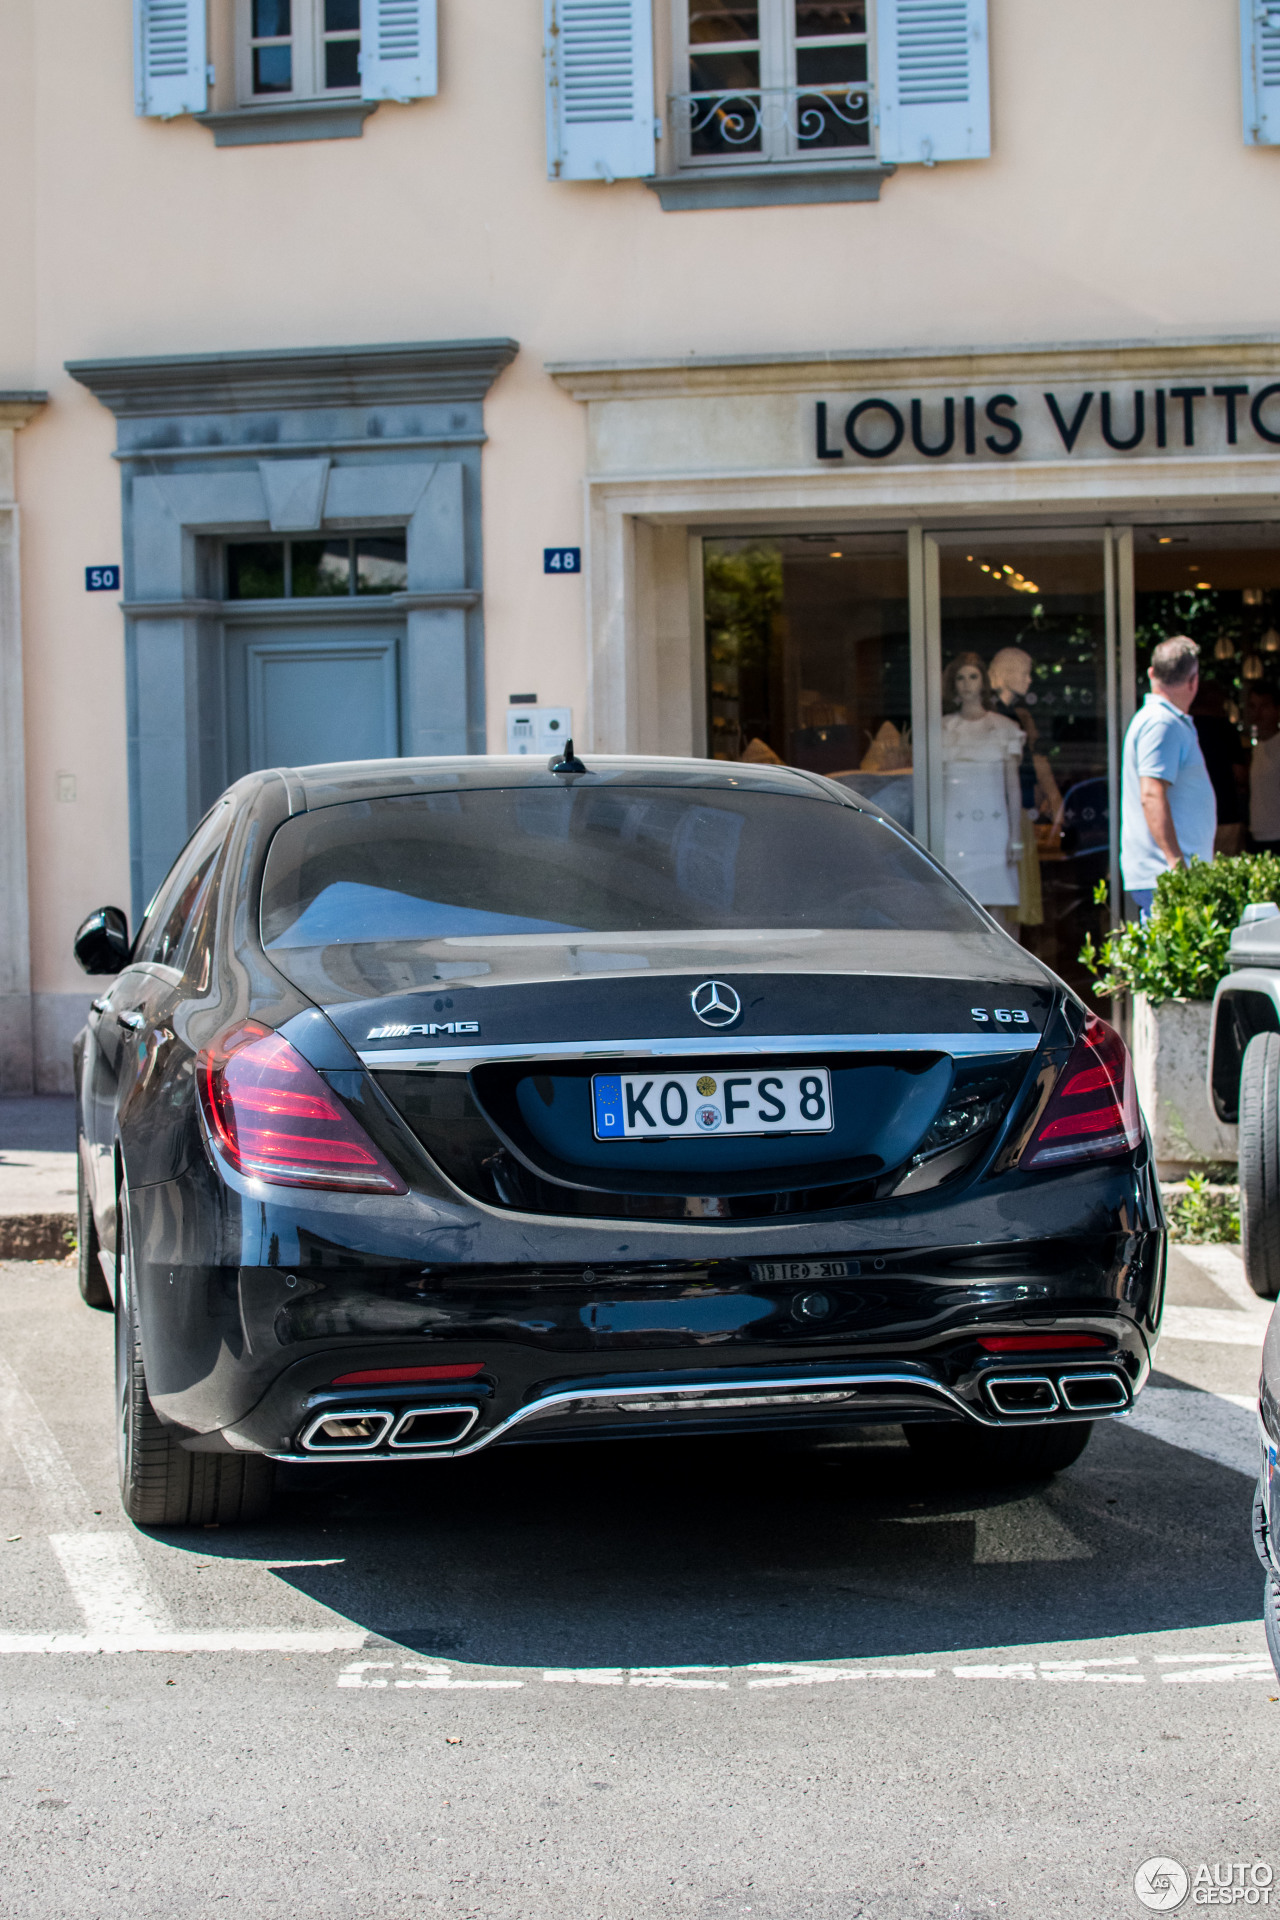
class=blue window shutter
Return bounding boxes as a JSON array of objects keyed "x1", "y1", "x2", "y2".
[
  {"x1": 876, "y1": 0, "x2": 990, "y2": 165},
  {"x1": 360, "y1": 0, "x2": 438, "y2": 102},
  {"x1": 1242, "y1": 1, "x2": 1280, "y2": 144},
  {"x1": 544, "y1": 0, "x2": 655, "y2": 181},
  {"x1": 133, "y1": 0, "x2": 207, "y2": 118}
]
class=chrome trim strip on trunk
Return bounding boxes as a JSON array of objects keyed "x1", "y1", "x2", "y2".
[{"x1": 357, "y1": 1032, "x2": 1040, "y2": 1071}]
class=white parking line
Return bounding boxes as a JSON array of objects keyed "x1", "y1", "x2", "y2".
[
  {"x1": 335, "y1": 1650, "x2": 1277, "y2": 1691},
  {"x1": 0, "y1": 1352, "x2": 365, "y2": 1651},
  {"x1": 0, "y1": 1352, "x2": 98, "y2": 1533},
  {"x1": 953, "y1": 1659, "x2": 1143, "y2": 1682},
  {"x1": 1124, "y1": 1387, "x2": 1261, "y2": 1479},
  {"x1": 543, "y1": 1667, "x2": 730, "y2": 1689},
  {"x1": 745, "y1": 1665, "x2": 934, "y2": 1687},
  {"x1": 49, "y1": 1532, "x2": 170, "y2": 1635},
  {"x1": 338, "y1": 1661, "x2": 522, "y2": 1689},
  {"x1": 1160, "y1": 1305, "x2": 1272, "y2": 1346},
  {"x1": 1155, "y1": 1654, "x2": 1277, "y2": 1683}
]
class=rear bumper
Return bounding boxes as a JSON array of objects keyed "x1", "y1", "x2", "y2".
[
  {"x1": 258, "y1": 1350, "x2": 1147, "y2": 1463},
  {"x1": 128, "y1": 1152, "x2": 1165, "y2": 1458},
  {"x1": 201, "y1": 1297, "x2": 1156, "y2": 1460}
]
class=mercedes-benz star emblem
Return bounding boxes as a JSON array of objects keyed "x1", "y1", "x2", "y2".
[{"x1": 691, "y1": 980, "x2": 741, "y2": 1028}]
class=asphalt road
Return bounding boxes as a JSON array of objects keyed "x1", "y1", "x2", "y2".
[{"x1": 0, "y1": 1244, "x2": 1275, "y2": 1920}]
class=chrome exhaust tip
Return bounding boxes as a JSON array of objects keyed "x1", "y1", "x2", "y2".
[
  {"x1": 985, "y1": 1375, "x2": 1059, "y2": 1417},
  {"x1": 388, "y1": 1405, "x2": 481, "y2": 1450},
  {"x1": 1058, "y1": 1370, "x2": 1130, "y2": 1413},
  {"x1": 300, "y1": 1409, "x2": 394, "y2": 1452}
]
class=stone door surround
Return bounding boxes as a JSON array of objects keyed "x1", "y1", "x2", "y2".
[
  {"x1": 67, "y1": 338, "x2": 517, "y2": 922},
  {"x1": 0, "y1": 392, "x2": 48, "y2": 1093}
]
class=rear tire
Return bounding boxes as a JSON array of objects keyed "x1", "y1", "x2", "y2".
[
  {"x1": 905, "y1": 1419, "x2": 1093, "y2": 1482},
  {"x1": 116, "y1": 1181, "x2": 274, "y2": 1527},
  {"x1": 76, "y1": 1155, "x2": 113, "y2": 1311},
  {"x1": 1239, "y1": 1032, "x2": 1280, "y2": 1300},
  {"x1": 1265, "y1": 1574, "x2": 1280, "y2": 1686}
]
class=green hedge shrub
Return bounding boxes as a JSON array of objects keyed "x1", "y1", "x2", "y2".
[{"x1": 1080, "y1": 853, "x2": 1280, "y2": 1003}]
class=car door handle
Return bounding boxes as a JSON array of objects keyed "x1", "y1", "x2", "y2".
[
  {"x1": 115, "y1": 1009, "x2": 145, "y2": 1032},
  {"x1": 90, "y1": 996, "x2": 110, "y2": 1015}
]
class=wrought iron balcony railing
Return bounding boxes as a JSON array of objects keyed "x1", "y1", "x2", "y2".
[{"x1": 668, "y1": 83, "x2": 873, "y2": 154}]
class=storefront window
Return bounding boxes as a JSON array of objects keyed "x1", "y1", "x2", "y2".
[
  {"x1": 938, "y1": 537, "x2": 1109, "y2": 1001},
  {"x1": 1132, "y1": 524, "x2": 1280, "y2": 858},
  {"x1": 703, "y1": 532, "x2": 913, "y2": 829}
]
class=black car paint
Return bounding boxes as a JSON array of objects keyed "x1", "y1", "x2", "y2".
[{"x1": 76, "y1": 758, "x2": 1166, "y2": 1462}]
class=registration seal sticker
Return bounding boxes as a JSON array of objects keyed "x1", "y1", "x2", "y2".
[
  {"x1": 696, "y1": 1075, "x2": 717, "y2": 1096},
  {"x1": 695, "y1": 1105, "x2": 722, "y2": 1131}
]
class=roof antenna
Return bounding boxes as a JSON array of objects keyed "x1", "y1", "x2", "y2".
[{"x1": 548, "y1": 737, "x2": 588, "y2": 776}]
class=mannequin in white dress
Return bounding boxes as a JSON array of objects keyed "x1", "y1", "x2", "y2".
[{"x1": 940, "y1": 652, "x2": 1024, "y2": 914}]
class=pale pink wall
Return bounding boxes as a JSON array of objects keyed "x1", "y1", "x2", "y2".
[{"x1": 10, "y1": 0, "x2": 1280, "y2": 997}]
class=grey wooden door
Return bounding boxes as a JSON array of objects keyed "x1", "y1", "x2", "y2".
[{"x1": 227, "y1": 627, "x2": 403, "y2": 777}]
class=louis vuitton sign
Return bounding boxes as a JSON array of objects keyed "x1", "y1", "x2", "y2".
[{"x1": 813, "y1": 383, "x2": 1280, "y2": 463}]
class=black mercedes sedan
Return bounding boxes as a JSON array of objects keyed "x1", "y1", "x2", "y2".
[{"x1": 73, "y1": 752, "x2": 1165, "y2": 1527}]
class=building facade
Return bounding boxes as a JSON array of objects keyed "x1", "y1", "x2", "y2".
[{"x1": 3, "y1": 0, "x2": 1280, "y2": 1088}]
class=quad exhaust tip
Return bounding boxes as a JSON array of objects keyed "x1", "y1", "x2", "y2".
[
  {"x1": 1057, "y1": 1370, "x2": 1130, "y2": 1413},
  {"x1": 986, "y1": 1375, "x2": 1060, "y2": 1417},
  {"x1": 985, "y1": 1370, "x2": 1130, "y2": 1419},
  {"x1": 389, "y1": 1406, "x2": 480, "y2": 1449},
  {"x1": 300, "y1": 1405, "x2": 480, "y2": 1454}
]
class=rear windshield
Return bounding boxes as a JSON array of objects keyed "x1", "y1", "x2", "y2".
[{"x1": 259, "y1": 786, "x2": 985, "y2": 947}]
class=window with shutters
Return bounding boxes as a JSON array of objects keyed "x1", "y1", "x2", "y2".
[
  {"x1": 645, "y1": 0, "x2": 989, "y2": 204},
  {"x1": 1242, "y1": 0, "x2": 1280, "y2": 146},
  {"x1": 671, "y1": 1, "x2": 875, "y2": 169},
  {"x1": 237, "y1": 0, "x2": 362, "y2": 103}
]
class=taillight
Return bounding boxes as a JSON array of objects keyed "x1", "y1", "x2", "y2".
[
  {"x1": 197, "y1": 1023, "x2": 406, "y2": 1193},
  {"x1": 977, "y1": 1333, "x2": 1107, "y2": 1353},
  {"x1": 1020, "y1": 1013, "x2": 1144, "y2": 1171},
  {"x1": 331, "y1": 1364, "x2": 484, "y2": 1386}
]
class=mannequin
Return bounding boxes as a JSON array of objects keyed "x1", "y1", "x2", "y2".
[
  {"x1": 988, "y1": 645, "x2": 1061, "y2": 932},
  {"x1": 940, "y1": 652, "x2": 1024, "y2": 916}
]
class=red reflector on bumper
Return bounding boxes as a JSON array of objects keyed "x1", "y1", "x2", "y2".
[
  {"x1": 330, "y1": 1363, "x2": 485, "y2": 1386},
  {"x1": 977, "y1": 1334, "x2": 1108, "y2": 1353}
]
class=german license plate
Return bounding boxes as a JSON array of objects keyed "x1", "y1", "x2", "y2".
[{"x1": 591, "y1": 1068, "x2": 833, "y2": 1141}]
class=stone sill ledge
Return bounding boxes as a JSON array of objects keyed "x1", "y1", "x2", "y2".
[
  {"x1": 195, "y1": 100, "x2": 377, "y2": 147},
  {"x1": 646, "y1": 162, "x2": 894, "y2": 210}
]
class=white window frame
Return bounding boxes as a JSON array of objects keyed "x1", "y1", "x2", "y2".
[
  {"x1": 235, "y1": 0, "x2": 362, "y2": 106},
  {"x1": 670, "y1": 0, "x2": 876, "y2": 171}
]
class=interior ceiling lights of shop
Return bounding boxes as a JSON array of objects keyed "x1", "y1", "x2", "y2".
[{"x1": 966, "y1": 554, "x2": 1039, "y2": 595}]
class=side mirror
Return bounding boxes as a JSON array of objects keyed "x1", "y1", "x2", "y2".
[{"x1": 73, "y1": 906, "x2": 130, "y2": 976}]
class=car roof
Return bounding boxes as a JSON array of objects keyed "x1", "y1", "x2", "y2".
[{"x1": 251, "y1": 754, "x2": 857, "y2": 814}]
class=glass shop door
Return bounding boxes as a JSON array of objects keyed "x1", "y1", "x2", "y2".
[
  {"x1": 702, "y1": 530, "x2": 921, "y2": 832},
  {"x1": 927, "y1": 531, "x2": 1119, "y2": 1005},
  {"x1": 1130, "y1": 523, "x2": 1280, "y2": 856}
]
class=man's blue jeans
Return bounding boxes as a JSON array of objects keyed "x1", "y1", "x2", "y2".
[{"x1": 1130, "y1": 888, "x2": 1155, "y2": 917}]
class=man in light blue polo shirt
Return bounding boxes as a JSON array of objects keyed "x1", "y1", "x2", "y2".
[{"x1": 1121, "y1": 634, "x2": 1217, "y2": 913}]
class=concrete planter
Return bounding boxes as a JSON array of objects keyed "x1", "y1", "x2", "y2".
[{"x1": 1131, "y1": 994, "x2": 1238, "y2": 1180}]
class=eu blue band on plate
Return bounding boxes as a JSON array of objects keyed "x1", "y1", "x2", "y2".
[{"x1": 592, "y1": 1075, "x2": 624, "y2": 1137}]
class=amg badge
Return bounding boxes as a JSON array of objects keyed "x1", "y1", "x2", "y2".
[{"x1": 366, "y1": 1020, "x2": 480, "y2": 1040}]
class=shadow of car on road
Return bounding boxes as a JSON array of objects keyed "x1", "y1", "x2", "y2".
[{"x1": 153, "y1": 1419, "x2": 1262, "y2": 1667}]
